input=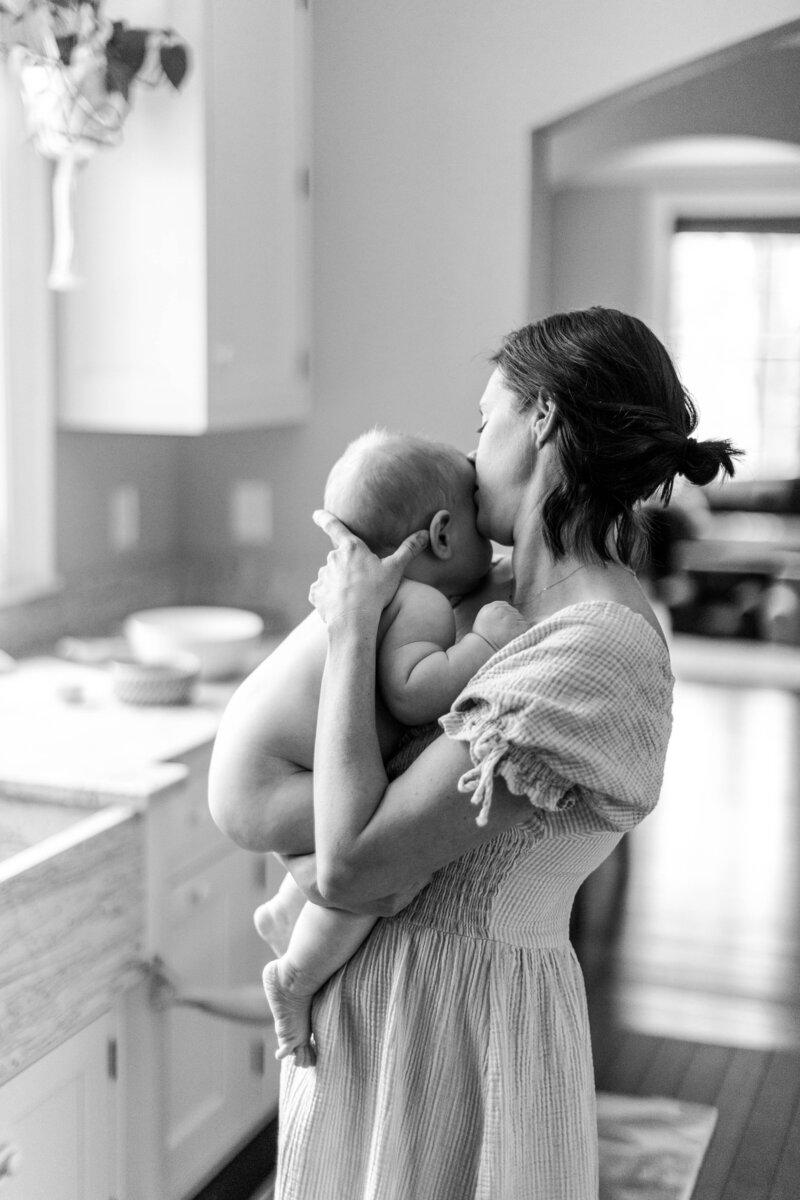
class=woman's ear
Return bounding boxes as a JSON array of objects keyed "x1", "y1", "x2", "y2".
[
  {"x1": 428, "y1": 509, "x2": 453, "y2": 560},
  {"x1": 532, "y1": 388, "x2": 558, "y2": 449}
]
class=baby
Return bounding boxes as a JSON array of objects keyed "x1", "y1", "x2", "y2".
[{"x1": 217, "y1": 429, "x2": 527, "y2": 1065}]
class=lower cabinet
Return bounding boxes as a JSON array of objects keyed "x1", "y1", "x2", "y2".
[
  {"x1": 162, "y1": 851, "x2": 280, "y2": 1198},
  {"x1": 0, "y1": 1011, "x2": 118, "y2": 1200},
  {"x1": 119, "y1": 746, "x2": 282, "y2": 1200},
  {"x1": 0, "y1": 746, "x2": 282, "y2": 1200}
]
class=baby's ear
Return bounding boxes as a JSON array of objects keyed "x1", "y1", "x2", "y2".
[{"x1": 428, "y1": 509, "x2": 453, "y2": 560}]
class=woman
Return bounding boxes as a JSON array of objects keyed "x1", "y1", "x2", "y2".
[{"x1": 212, "y1": 307, "x2": 739, "y2": 1198}]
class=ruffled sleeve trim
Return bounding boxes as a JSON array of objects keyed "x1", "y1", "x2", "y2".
[
  {"x1": 439, "y1": 601, "x2": 674, "y2": 828},
  {"x1": 441, "y1": 710, "x2": 579, "y2": 827}
]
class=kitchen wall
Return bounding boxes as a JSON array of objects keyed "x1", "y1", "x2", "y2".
[
  {"x1": 39, "y1": 1, "x2": 800, "y2": 642},
  {"x1": 548, "y1": 43, "x2": 800, "y2": 324}
]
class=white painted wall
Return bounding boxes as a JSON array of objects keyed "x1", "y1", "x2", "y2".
[{"x1": 57, "y1": 0, "x2": 800, "y2": 623}]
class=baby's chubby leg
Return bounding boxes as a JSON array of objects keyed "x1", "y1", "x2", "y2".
[
  {"x1": 254, "y1": 869, "x2": 307, "y2": 956},
  {"x1": 263, "y1": 904, "x2": 377, "y2": 1068}
]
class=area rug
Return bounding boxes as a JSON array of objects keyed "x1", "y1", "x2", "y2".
[{"x1": 598, "y1": 1093, "x2": 718, "y2": 1200}]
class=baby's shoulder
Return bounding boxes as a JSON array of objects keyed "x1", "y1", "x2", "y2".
[
  {"x1": 393, "y1": 577, "x2": 452, "y2": 617},
  {"x1": 381, "y1": 578, "x2": 454, "y2": 645}
]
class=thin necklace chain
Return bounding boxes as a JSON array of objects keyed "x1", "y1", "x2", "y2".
[
  {"x1": 528, "y1": 561, "x2": 639, "y2": 605},
  {"x1": 530, "y1": 563, "x2": 586, "y2": 602}
]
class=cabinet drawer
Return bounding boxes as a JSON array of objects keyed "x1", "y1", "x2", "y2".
[{"x1": 157, "y1": 753, "x2": 228, "y2": 879}]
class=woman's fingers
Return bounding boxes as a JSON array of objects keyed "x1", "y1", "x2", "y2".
[
  {"x1": 308, "y1": 511, "x2": 429, "y2": 623},
  {"x1": 312, "y1": 509, "x2": 357, "y2": 547},
  {"x1": 313, "y1": 510, "x2": 427, "y2": 565},
  {"x1": 385, "y1": 529, "x2": 430, "y2": 571}
]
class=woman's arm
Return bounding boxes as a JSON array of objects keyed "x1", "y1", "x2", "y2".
[{"x1": 310, "y1": 513, "x2": 530, "y2": 906}]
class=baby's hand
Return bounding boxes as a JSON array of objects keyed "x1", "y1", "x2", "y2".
[{"x1": 472, "y1": 601, "x2": 530, "y2": 653}]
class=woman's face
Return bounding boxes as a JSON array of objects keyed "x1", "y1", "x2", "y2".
[
  {"x1": 472, "y1": 368, "x2": 533, "y2": 545},
  {"x1": 444, "y1": 454, "x2": 494, "y2": 594}
]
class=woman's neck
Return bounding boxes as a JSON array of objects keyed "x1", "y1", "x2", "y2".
[
  {"x1": 510, "y1": 519, "x2": 642, "y2": 625},
  {"x1": 512, "y1": 546, "x2": 589, "y2": 622}
]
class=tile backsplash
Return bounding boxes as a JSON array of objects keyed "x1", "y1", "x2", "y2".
[{"x1": 0, "y1": 550, "x2": 293, "y2": 658}]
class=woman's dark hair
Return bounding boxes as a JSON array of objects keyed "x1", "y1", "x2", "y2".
[{"x1": 492, "y1": 306, "x2": 742, "y2": 567}]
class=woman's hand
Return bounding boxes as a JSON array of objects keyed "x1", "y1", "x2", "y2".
[{"x1": 309, "y1": 510, "x2": 429, "y2": 629}]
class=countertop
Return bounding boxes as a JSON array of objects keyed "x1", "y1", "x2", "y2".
[
  {"x1": 0, "y1": 642, "x2": 281, "y2": 808},
  {"x1": 0, "y1": 638, "x2": 282, "y2": 1085}
]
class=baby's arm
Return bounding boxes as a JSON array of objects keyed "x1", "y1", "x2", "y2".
[{"x1": 379, "y1": 583, "x2": 529, "y2": 726}]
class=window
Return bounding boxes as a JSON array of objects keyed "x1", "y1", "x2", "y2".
[
  {"x1": 0, "y1": 69, "x2": 57, "y2": 603},
  {"x1": 669, "y1": 218, "x2": 800, "y2": 482}
]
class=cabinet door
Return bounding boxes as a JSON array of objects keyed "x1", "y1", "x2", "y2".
[
  {"x1": 56, "y1": 0, "x2": 209, "y2": 434},
  {"x1": 57, "y1": 0, "x2": 312, "y2": 433},
  {"x1": 206, "y1": 0, "x2": 313, "y2": 428},
  {"x1": 234, "y1": 853, "x2": 284, "y2": 1118},
  {"x1": 0, "y1": 1013, "x2": 116, "y2": 1200},
  {"x1": 162, "y1": 851, "x2": 278, "y2": 1200}
]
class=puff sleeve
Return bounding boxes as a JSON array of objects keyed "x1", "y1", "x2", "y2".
[{"x1": 439, "y1": 603, "x2": 674, "y2": 830}]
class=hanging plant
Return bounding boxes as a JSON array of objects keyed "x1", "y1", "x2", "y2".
[{"x1": 0, "y1": 1, "x2": 190, "y2": 288}]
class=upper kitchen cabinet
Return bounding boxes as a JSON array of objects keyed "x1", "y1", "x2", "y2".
[{"x1": 57, "y1": 0, "x2": 312, "y2": 434}]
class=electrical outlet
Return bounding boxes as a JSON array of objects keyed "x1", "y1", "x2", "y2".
[
  {"x1": 231, "y1": 479, "x2": 273, "y2": 544},
  {"x1": 109, "y1": 485, "x2": 139, "y2": 552}
]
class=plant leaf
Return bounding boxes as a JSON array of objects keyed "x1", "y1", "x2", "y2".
[
  {"x1": 56, "y1": 33, "x2": 77, "y2": 64},
  {"x1": 106, "y1": 25, "x2": 149, "y2": 77},
  {"x1": 105, "y1": 57, "x2": 135, "y2": 100},
  {"x1": 160, "y1": 42, "x2": 188, "y2": 89}
]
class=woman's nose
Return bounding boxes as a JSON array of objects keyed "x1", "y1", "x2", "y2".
[{"x1": 467, "y1": 450, "x2": 477, "y2": 465}]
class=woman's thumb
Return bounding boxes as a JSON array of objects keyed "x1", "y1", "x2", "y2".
[{"x1": 389, "y1": 529, "x2": 429, "y2": 569}]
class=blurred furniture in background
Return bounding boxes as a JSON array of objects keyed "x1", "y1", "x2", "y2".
[{"x1": 645, "y1": 477, "x2": 800, "y2": 644}]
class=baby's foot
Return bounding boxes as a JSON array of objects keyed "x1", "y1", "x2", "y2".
[
  {"x1": 254, "y1": 898, "x2": 296, "y2": 957},
  {"x1": 263, "y1": 958, "x2": 317, "y2": 1068}
]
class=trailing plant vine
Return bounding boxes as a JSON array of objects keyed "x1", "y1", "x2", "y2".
[{"x1": 0, "y1": 1, "x2": 190, "y2": 287}]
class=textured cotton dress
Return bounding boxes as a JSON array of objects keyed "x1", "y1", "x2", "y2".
[{"x1": 276, "y1": 602, "x2": 674, "y2": 1200}]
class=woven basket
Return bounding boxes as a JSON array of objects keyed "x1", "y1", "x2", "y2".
[{"x1": 111, "y1": 654, "x2": 200, "y2": 707}]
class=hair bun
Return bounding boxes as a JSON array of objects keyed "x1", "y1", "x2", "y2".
[
  {"x1": 677, "y1": 434, "x2": 742, "y2": 487},
  {"x1": 677, "y1": 436, "x2": 698, "y2": 477}
]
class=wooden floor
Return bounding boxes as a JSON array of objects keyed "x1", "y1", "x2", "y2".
[
  {"x1": 576, "y1": 659, "x2": 800, "y2": 1200},
  {"x1": 202, "y1": 650, "x2": 800, "y2": 1200},
  {"x1": 591, "y1": 1028, "x2": 800, "y2": 1200}
]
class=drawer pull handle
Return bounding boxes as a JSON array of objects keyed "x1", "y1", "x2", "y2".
[
  {"x1": 188, "y1": 883, "x2": 211, "y2": 906},
  {"x1": 148, "y1": 957, "x2": 273, "y2": 1026},
  {"x1": 0, "y1": 1144, "x2": 22, "y2": 1179}
]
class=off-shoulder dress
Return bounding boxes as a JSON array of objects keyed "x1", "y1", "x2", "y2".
[{"x1": 275, "y1": 602, "x2": 674, "y2": 1200}]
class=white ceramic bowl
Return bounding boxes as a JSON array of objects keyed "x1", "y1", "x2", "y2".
[{"x1": 124, "y1": 606, "x2": 264, "y2": 680}]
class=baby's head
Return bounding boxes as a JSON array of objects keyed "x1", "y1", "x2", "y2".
[{"x1": 324, "y1": 429, "x2": 493, "y2": 598}]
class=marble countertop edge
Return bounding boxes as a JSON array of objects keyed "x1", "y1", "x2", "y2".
[
  {"x1": 0, "y1": 760, "x2": 189, "y2": 810},
  {"x1": 0, "y1": 802, "x2": 140, "y2": 885}
]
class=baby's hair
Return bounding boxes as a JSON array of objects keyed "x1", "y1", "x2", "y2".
[
  {"x1": 323, "y1": 428, "x2": 466, "y2": 554},
  {"x1": 493, "y1": 307, "x2": 743, "y2": 567}
]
